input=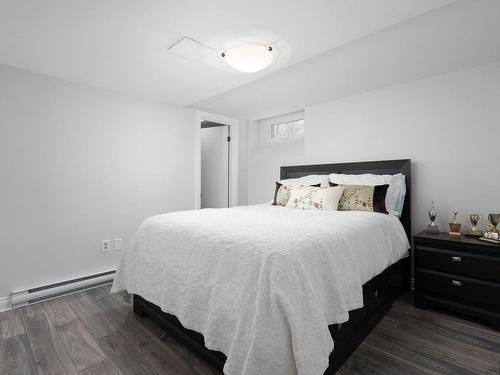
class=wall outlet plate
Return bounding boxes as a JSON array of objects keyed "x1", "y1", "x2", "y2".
[
  {"x1": 101, "y1": 240, "x2": 110, "y2": 253},
  {"x1": 114, "y1": 238, "x2": 123, "y2": 251}
]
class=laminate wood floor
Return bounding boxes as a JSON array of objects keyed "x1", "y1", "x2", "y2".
[{"x1": 1, "y1": 287, "x2": 499, "y2": 375}]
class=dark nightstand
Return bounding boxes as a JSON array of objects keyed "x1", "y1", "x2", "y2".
[{"x1": 414, "y1": 231, "x2": 500, "y2": 331}]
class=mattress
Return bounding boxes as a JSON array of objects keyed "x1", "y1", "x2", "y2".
[{"x1": 112, "y1": 204, "x2": 409, "y2": 375}]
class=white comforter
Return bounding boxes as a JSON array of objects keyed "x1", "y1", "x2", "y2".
[{"x1": 112, "y1": 204, "x2": 409, "y2": 375}]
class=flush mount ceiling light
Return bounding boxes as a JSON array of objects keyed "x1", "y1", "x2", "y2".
[{"x1": 221, "y1": 43, "x2": 274, "y2": 73}]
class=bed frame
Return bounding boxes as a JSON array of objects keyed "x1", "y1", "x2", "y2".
[{"x1": 134, "y1": 159, "x2": 412, "y2": 374}]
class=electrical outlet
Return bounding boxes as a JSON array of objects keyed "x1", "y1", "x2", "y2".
[
  {"x1": 114, "y1": 238, "x2": 123, "y2": 251},
  {"x1": 101, "y1": 240, "x2": 110, "y2": 253}
]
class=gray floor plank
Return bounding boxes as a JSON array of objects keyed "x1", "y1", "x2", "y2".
[
  {"x1": 85, "y1": 288, "x2": 125, "y2": 312},
  {"x1": 20, "y1": 304, "x2": 79, "y2": 375},
  {"x1": 83, "y1": 288, "x2": 193, "y2": 374},
  {"x1": 64, "y1": 292, "x2": 117, "y2": 340},
  {"x1": 97, "y1": 331, "x2": 160, "y2": 375},
  {"x1": 0, "y1": 309, "x2": 25, "y2": 339},
  {"x1": 78, "y1": 360, "x2": 122, "y2": 375},
  {"x1": 43, "y1": 297, "x2": 107, "y2": 372},
  {"x1": 0, "y1": 334, "x2": 39, "y2": 375},
  {"x1": 5, "y1": 287, "x2": 500, "y2": 375},
  {"x1": 383, "y1": 318, "x2": 498, "y2": 374},
  {"x1": 43, "y1": 297, "x2": 78, "y2": 328},
  {"x1": 354, "y1": 343, "x2": 438, "y2": 375},
  {"x1": 86, "y1": 287, "x2": 193, "y2": 374},
  {"x1": 364, "y1": 327, "x2": 482, "y2": 375},
  {"x1": 343, "y1": 351, "x2": 385, "y2": 375},
  {"x1": 54, "y1": 319, "x2": 107, "y2": 372},
  {"x1": 391, "y1": 301, "x2": 500, "y2": 345},
  {"x1": 384, "y1": 313, "x2": 500, "y2": 370},
  {"x1": 393, "y1": 297, "x2": 499, "y2": 339},
  {"x1": 160, "y1": 332, "x2": 203, "y2": 368},
  {"x1": 98, "y1": 302, "x2": 193, "y2": 374}
]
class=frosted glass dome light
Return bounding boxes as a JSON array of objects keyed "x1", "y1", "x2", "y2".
[{"x1": 222, "y1": 43, "x2": 274, "y2": 73}]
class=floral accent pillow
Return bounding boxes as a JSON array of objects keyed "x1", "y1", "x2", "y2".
[
  {"x1": 330, "y1": 183, "x2": 389, "y2": 214},
  {"x1": 285, "y1": 185, "x2": 344, "y2": 211},
  {"x1": 272, "y1": 182, "x2": 321, "y2": 207}
]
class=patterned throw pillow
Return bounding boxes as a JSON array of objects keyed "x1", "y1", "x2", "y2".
[
  {"x1": 330, "y1": 183, "x2": 389, "y2": 214},
  {"x1": 285, "y1": 185, "x2": 344, "y2": 211},
  {"x1": 272, "y1": 182, "x2": 321, "y2": 207}
]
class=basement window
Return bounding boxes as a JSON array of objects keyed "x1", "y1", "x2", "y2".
[
  {"x1": 270, "y1": 118, "x2": 304, "y2": 143},
  {"x1": 260, "y1": 111, "x2": 305, "y2": 144}
]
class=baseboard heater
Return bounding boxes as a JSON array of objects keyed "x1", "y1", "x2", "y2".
[{"x1": 11, "y1": 270, "x2": 115, "y2": 309}]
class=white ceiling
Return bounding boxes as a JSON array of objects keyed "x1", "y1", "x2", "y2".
[
  {"x1": 0, "y1": 0, "x2": 454, "y2": 108},
  {"x1": 195, "y1": 0, "x2": 500, "y2": 120}
]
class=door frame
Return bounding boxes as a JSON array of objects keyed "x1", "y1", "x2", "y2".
[{"x1": 195, "y1": 110, "x2": 239, "y2": 209}]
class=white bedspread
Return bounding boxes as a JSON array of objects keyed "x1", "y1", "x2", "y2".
[{"x1": 112, "y1": 204, "x2": 409, "y2": 375}]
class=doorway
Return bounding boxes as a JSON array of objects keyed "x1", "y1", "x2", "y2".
[
  {"x1": 200, "y1": 121, "x2": 230, "y2": 208},
  {"x1": 195, "y1": 111, "x2": 238, "y2": 210}
]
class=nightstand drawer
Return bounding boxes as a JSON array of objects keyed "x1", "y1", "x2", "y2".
[
  {"x1": 416, "y1": 245, "x2": 500, "y2": 283},
  {"x1": 416, "y1": 269, "x2": 500, "y2": 309}
]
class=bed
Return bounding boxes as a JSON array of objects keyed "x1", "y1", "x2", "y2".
[{"x1": 112, "y1": 159, "x2": 412, "y2": 374}]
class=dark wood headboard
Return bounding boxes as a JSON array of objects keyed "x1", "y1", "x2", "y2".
[{"x1": 280, "y1": 159, "x2": 412, "y2": 241}]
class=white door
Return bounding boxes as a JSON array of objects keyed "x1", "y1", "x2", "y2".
[{"x1": 201, "y1": 125, "x2": 229, "y2": 208}]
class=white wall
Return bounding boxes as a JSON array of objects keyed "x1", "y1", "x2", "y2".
[
  {"x1": 247, "y1": 61, "x2": 500, "y2": 233},
  {"x1": 0, "y1": 65, "x2": 196, "y2": 302},
  {"x1": 237, "y1": 121, "x2": 249, "y2": 205},
  {"x1": 247, "y1": 120, "x2": 304, "y2": 204}
]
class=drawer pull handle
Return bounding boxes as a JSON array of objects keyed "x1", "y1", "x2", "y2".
[
  {"x1": 451, "y1": 256, "x2": 462, "y2": 262},
  {"x1": 451, "y1": 280, "x2": 462, "y2": 287}
]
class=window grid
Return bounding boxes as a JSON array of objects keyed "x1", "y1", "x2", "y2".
[{"x1": 269, "y1": 118, "x2": 304, "y2": 143}]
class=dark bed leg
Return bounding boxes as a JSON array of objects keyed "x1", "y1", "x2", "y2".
[
  {"x1": 133, "y1": 295, "x2": 147, "y2": 318},
  {"x1": 414, "y1": 295, "x2": 428, "y2": 310},
  {"x1": 491, "y1": 319, "x2": 500, "y2": 332}
]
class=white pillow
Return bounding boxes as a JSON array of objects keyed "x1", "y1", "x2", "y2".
[
  {"x1": 280, "y1": 174, "x2": 330, "y2": 188},
  {"x1": 328, "y1": 173, "x2": 405, "y2": 216},
  {"x1": 286, "y1": 185, "x2": 344, "y2": 211}
]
